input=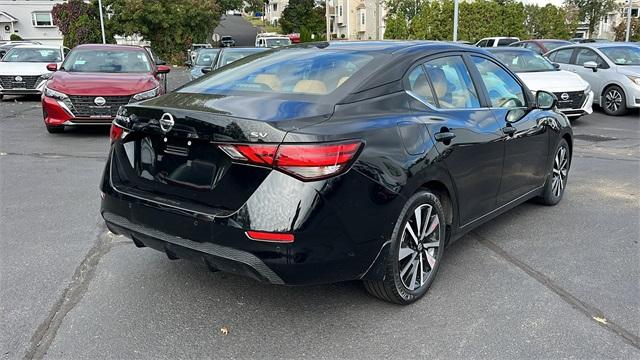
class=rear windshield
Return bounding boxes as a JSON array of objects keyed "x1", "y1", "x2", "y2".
[
  {"x1": 63, "y1": 49, "x2": 152, "y2": 73},
  {"x1": 195, "y1": 49, "x2": 220, "y2": 66},
  {"x1": 600, "y1": 46, "x2": 640, "y2": 65},
  {"x1": 497, "y1": 38, "x2": 518, "y2": 46},
  {"x1": 265, "y1": 38, "x2": 291, "y2": 47},
  {"x1": 181, "y1": 49, "x2": 373, "y2": 96},
  {"x1": 492, "y1": 51, "x2": 556, "y2": 72},
  {"x1": 217, "y1": 49, "x2": 266, "y2": 67},
  {"x1": 2, "y1": 48, "x2": 61, "y2": 62}
]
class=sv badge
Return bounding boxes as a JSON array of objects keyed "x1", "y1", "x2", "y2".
[{"x1": 250, "y1": 131, "x2": 268, "y2": 139}]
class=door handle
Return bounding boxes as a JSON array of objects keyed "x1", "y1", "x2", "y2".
[
  {"x1": 502, "y1": 126, "x2": 517, "y2": 136},
  {"x1": 434, "y1": 131, "x2": 456, "y2": 142}
]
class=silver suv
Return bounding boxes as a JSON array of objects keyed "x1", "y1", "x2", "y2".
[{"x1": 545, "y1": 43, "x2": 640, "y2": 116}]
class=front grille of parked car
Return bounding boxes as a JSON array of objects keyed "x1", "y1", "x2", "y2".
[
  {"x1": 67, "y1": 95, "x2": 131, "y2": 117},
  {"x1": 554, "y1": 91, "x2": 585, "y2": 109},
  {"x1": 0, "y1": 75, "x2": 41, "y2": 89}
]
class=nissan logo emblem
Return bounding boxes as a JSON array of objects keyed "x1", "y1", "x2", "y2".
[
  {"x1": 159, "y1": 113, "x2": 175, "y2": 133},
  {"x1": 560, "y1": 93, "x2": 570, "y2": 101},
  {"x1": 94, "y1": 96, "x2": 106, "y2": 106},
  {"x1": 14, "y1": 76, "x2": 22, "y2": 82}
]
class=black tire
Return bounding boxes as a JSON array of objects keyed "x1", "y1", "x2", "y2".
[
  {"x1": 364, "y1": 190, "x2": 446, "y2": 305},
  {"x1": 537, "y1": 139, "x2": 570, "y2": 205},
  {"x1": 602, "y1": 85, "x2": 627, "y2": 116},
  {"x1": 46, "y1": 125, "x2": 65, "y2": 134}
]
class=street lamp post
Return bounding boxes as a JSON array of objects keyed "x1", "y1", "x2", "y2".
[
  {"x1": 453, "y1": 0, "x2": 459, "y2": 42},
  {"x1": 98, "y1": 0, "x2": 106, "y2": 44},
  {"x1": 625, "y1": 0, "x2": 633, "y2": 42}
]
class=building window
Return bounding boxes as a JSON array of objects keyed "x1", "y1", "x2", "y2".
[
  {"x1": 272, "y1": 4, "x2": 277, "y2": 11},
  {"x1": 361, "y1": 12, "x2": 365, "y2": 25},
  {"x1": 32, "y1": 12, "x2": 54, "y2": 27},
  {"x1": 339, "y1": 6, "x2": 343, "y2": 16}
]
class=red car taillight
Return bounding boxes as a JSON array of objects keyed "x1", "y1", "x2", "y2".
[
  {"x1": 109, "y1": 123, "x2": 124, "y2": 142},
  {"x1": 218, "y1": 141, "x2": 363, "y2": 180}
]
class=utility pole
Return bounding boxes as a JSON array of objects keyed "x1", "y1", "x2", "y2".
[
  {"x1": 453, "y1": 0, "x2": 459, "y2": 42},
  {"x1": 625, "y1": 0, "x2": 633, "y2": 42},
  {"x1": 326, "y1": 0, "x2": 331, "y2": 41},
  {"x1": 98, "y1": 0, "x2": 106, "y2": 44},
  {"x1": 375, "y1": 0, "x2": 380, "y2": 39}
]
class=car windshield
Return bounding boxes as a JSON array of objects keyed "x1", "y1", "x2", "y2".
[
  {"x1": 63, "y1": 49, "x2": 152, "y2": 73},
  {"x1": 541, "y1": 41, "x2": 571, "y2": 52},
  {"x1": 181, "y1": 49, "x2": 373, "y2": 96},
  {"x1": 2, "y1": 47, "x2": 61, "y2": 62},
  {"x1": 221, "y1": 36, "x2": 233, "y2": 41},
  {"x1": 492, "y1": 51, "x2": 556, "y2": 72},
  {"x1": 599, "y1": 46, "x2": 640, "y2": 65},
  {"x1": 217, "y1": 49, "x2": 265, "y2": 67},
  {"x1": 195, "y1": 49, "x2": 220, "y2": 66},
  {"x1": 265, "y1": 38, "x2": 291, "y2": 47}
]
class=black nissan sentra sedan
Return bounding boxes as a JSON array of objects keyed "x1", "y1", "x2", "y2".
[{"x1": 101, "y1": 41, "x2": 572, "y2": 304}]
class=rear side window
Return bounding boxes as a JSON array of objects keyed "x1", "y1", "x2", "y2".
[
  {"x1": 477, "y1": 40, "x2": 488, "y2": 47},
  {"x1": 406, "y1": 66, "x2": 436, "y2": 107},
  {"x1": 549, "y1": 48, "x2": 573, "y2": 64},
  {"x1": 423, "y1": 56, "x2": 480, "y2": 109},
  {"x1": 497, "y1": 38, "x2": 518, "y2": 46},
  {"x1": 471, "y1": 56, "x2": 526, "y2": 108}
]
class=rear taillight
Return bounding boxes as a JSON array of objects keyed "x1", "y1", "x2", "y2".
[
  {"x1": 109, "y1": 123, "x2": 124, "y2": 142},
  {"x1": 218, "y1": 141, "x2": 363, "y2": 181}
]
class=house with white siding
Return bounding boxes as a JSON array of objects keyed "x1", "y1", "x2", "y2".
[{"x1": 0, "y1": 0, "x2": 64, "y2": 45}]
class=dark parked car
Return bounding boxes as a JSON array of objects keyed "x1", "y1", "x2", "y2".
[
  {"x1": 102, "y1": 42, "x2": 572, "y2": 304},
  {"x1": 509, "y1": 39, "x2": 572, "y2": 54},
  {"x1": 220, "y1": 36, "x2": 236, "y2": 47}
]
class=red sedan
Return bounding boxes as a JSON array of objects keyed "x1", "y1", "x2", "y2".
[{"x1": 42, "y1": 44, "x2": 170, "y2": 133}]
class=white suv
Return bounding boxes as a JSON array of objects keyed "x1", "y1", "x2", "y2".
[{"x1": 476, "y1": 37, "x2": 520, "y2": 47}]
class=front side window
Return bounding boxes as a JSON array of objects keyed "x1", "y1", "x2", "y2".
[
  {"x1": 62, "y1": 49, "x2": 152, "y2": 73},
  {"x1": 182, "y1": 49, "x2": 373, "y2": 96},
  {"x1": 423, "y1": 56, "x2": 480, "y2": 109},
  {"x1": 195, "y1": 49, "x2": 220, "y2": 66},
  {"x1": 477, "y1": 40, "x2": 488, "y2": 47},
  {"x1": 574, "y1": 48, "x2": 606, "y2": 67},
  {"x1": 218, "y1": 49, "x2": 263, "y2": 67},
  {"x1": 32, "y1": 12, "x2": 53, "y2": 27},
  {"x1": 1, "y1": 48, "x2": 61, "y2": 62},
  {"x1": 549, "y1": 48, "x2": 573, "y2": 64},
  {"x1": 497, "y1": 38, "x2": 518, "y2": 46},
  {"x1": 472, "y1": 56, "x2": 526, "y2": 108}
]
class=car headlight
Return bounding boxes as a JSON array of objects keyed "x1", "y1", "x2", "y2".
[
  {"x1": 132, "y1": 87, "x2": 158, "y2": 101},
  {"x1": 44, "y1": 86, "x2": 68, "y2": 100},
  {"x1": 626, "y1": 75, "x2": 640, "y2": 86}
]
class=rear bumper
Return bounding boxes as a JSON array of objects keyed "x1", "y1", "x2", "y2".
[{"x1": 100, "y1": 154, "x2": 405, "y2": 285}]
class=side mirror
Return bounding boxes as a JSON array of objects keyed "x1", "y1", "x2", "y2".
[
  {"x1": 201, "y1": 67, "x2": 212, "y2": 74},
  {"x1": 46, "y1": 63, "x2": 58, "y2": 72},
  {"x1": 552, "y1": 63, "x2": 560, "y2": 69},
  {"x1": 583, "y1": 61, "x2": 598, "y2": 72},
  {"x1": 536, "y1": 90, "x2": 557, "y2": 110},
  {"x1": 156, "y1": 65, "x2": 171, "y2": 74}
]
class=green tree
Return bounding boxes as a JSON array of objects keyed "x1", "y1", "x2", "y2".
[
  {"x1": 614, "y1": 18, "x2": 639, "y2": 41},
  {"x1": 244, "y1": 0, "x2": 265, "y2": 14},
  {"x1": 279, "y1": 0, "x2": 325, "y2": 36},
  {"x1": 51, "y1": 0, "x2": 103, "y2": 47},
  {"x1": 564, "y1": 0, "x2": 616, "y2": 37},
  {"x1": 384, "y1": 14, "x2": 410, "y2": 39},
  {"x1": 524, "y1": 4, "x2": 575, "y2": 39},
  {"x1": 219, "y1": 0, "x2": 244, "y2": 13},
  {"x1": 9, "y1": 34, "x2": 22, "y2": 41},
  {"x1": 105, "y1": 0, "x2": 221, "y2": 64}
]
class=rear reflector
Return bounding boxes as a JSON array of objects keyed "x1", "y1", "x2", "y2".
[
  {"x1": 218, "y1": 141, "x2": 363, "y2": 180},
  {"x1": 246, "y1": 231, "x2": 294, "y2": 243}
]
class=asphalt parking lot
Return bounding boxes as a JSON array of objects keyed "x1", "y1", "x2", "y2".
[{"x1": 1, "y1": 68, "x2": 639, "y2": 359}]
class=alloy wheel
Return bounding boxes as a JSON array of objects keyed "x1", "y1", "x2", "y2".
[
  {"x1": 551, "y1": 146, "x2": 568, "y2": 197},
  {"x1": 605, "y1": 89, "x2": 623, "y2": 113},
  {"x1": 398, "y1": 204, "x2": 441, "y2": 291}
]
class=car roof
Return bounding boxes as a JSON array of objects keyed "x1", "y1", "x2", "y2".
[
  {"x1": 487, "y1": 47, "x2": 535, "y2": 54},
  {"x1": 221, "y1": 47, "x2": 267, "y2": 52},
  {"x1": 12, "y1": 44, "x2": 61, "y2": 49},
  {"x1": 581, "y1": 42, "x2": 634, "y2": 49},
  {"x1": 73, "y1": 44, "x2": 146, "y2": 51}
]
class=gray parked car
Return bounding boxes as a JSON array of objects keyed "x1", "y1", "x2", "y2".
[{"x1": 545, "y1": 43, "x2": 640, "y2": 116}]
